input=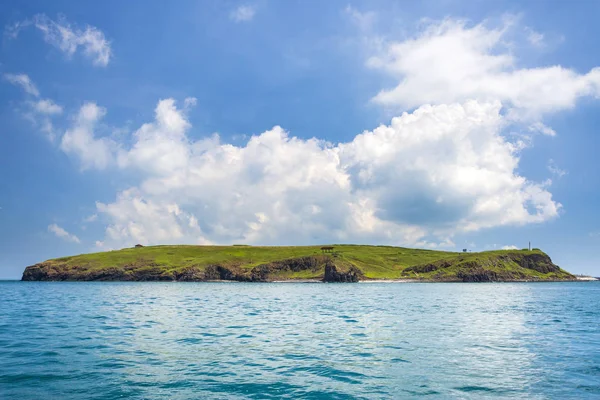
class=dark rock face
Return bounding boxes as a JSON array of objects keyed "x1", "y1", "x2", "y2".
[
  {"x1": 404, "y1": 251, "x2": 568, "y2": 282},
  {"x1": 21, "y1": 262, "x2": 174, "y2": 281},
  {"x1": 203, "y1": 265, "x2": 248, "y2": 281},
  {"x1": 248, "y1": 264, "x2": 272, "y2": 282},
  {"x1": 174, "y1": 267, "x2": 204, "y2": 281},
  {"x1": 22, "y1": 263, "x2": 53, "y2": 281},
  {"x1": 82, "y1": 267, "x2": 130, "y2": 281},
  {"x1": 22, "y1": 262, "x2": 89, "y2": 281},
  {"x1": 196, "y1": 256, "x2": 333, "y2": 282},
  {"x1": 323, "y1": 262, "x2": 362, "y2": 282},
  {"x1": 514, "y1": 253, "x2": 560, "y2": 274},
  {"x1": 23, "y1": 258, "x2": 323, "y2": 282},
  {"x1": 456, "y1": 267, "x2": 542, "y2": 282},
  {"x1": 250, "y1": 256, "x2": 324, "y2": 281},
  {"x1": 405, "y1": 260, "x2": 452, "y2": 274},
  {"x1": 130, "y1": 266, "x2": 174, "y2": 281},
  {"x1": 457, "y1": 268, "x2": 500, "y2": 282}
]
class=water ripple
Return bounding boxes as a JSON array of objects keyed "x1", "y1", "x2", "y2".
[{"x1": 0, "y1": 281, "x2": 599, "y2": 399}]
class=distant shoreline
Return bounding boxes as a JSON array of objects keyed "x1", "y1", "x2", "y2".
[
  {"x1": 575, "y1": 276, "x2": 600, "y2": 281},
  {"x1": 8, "y1": 278, "x2": 599, "y2": 283}
]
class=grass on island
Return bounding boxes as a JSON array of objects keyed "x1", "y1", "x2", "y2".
[{"x1": 36, "y1": 244, "x2": 573, "y2": 281}]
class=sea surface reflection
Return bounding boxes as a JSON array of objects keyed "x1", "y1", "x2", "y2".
[{"x1": 1, "y1": 282, "x2": 599, "y2": 399}]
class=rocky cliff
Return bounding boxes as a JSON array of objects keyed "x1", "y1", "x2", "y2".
[
  {"x1": 21, "y1": 245, "x2": 575, "y2": 282},
  {"x1": 22, "y1": 255, "x2": 364, "y2": 282},
  {"x1": 403, "y1": 252, "x2": 571, "y2": 282}
]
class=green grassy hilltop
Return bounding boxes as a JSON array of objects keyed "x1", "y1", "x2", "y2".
[{"x1": 22, "y1": 244, "x2": 575, "y2": 282}]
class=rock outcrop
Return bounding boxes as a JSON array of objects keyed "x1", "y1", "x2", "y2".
[
  {"x1": 249, "y1": 256, "x2": 325, "y2": 281},
  {"x1": 23, "y1": 255, "x2": 342, "y2": 282},
  {"x1": 511, "y1": 253, "x2": 560, "y2": 273},
  {"x1": 21, "y1": 263, "x2": 55, "y2": 281},
  {"x1": 22, "y1": 262, "x2": 175, "y2": 281},
  {"x1": 405, "y1": 260, "x2": 452, "y2": 274},
  {"x1": 404, "y1": 252, "x2": 569, "y2": 282},
  {"x1": 323, "y1": 262, "x2": 362, "y2": 282},
  {"x1": 203, "y1": 265, "x2": 247, "y2": 281}
]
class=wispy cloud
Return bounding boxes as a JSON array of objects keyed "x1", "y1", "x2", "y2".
[
  {"x1": 6, "y1": 14, "x2": 112, "y2": 66},
  {"x1": 529, "y1": 122, "x2": 556, "y2": 137},
  {"x1": 548, "y1": 159, "x2": 567, "y2": 178},
  {"x1": 84, "y1": 214, "x2": 98, "y2": 223},
  {"x1": 3, "y1": 73, "x2": 40, "y2": 97},
  {"x1": 345, "y1": 5, "x2": 376, "y2": 31},
  {"x1": 525, "y1": 27, "x2": 545, "y2": 47},
  {"x1": 32, "y1": 99, "x2": 63, "y2": 115},
  {"x1": 48, "y1": 223, "x2": 81, "y2": 243},
  {"x1": 230, "y1": 5, "x2": 256, "y2": 22},
  {"x1": 3, "y1": 73, "x2": 62, "y2": 140},
  {"x1": 4, "y1": 19, "x2": 31, "y2": 39}
]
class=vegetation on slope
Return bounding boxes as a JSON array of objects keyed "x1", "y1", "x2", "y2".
[{"x1": 22, "y1": 245, "x2": 575, "y2": 282}]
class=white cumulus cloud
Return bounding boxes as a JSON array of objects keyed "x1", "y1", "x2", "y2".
[
  {"x1": 48, "y1": 223, "x2": 81, "y2": 243},
  {"x1": 61, "y1": 98, "x2": 561, "y2": 248},
  {"x1": 60, "y1": 103, "x2": 116, "y2": 169},
  {"x1": 49, "y1": 15, "x2": 600, "y2": 250},
  {"x1": 367, "y1": 18, "x2": 600, "y2": 119}
]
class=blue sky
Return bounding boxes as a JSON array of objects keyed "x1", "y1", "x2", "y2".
[{"x1": 1, "y1": 0, "x2": 600, "y2": 279}]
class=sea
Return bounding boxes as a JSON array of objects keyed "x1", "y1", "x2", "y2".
[{"x1": 0, "y1": 281, "x2": 599, "y2": 399}]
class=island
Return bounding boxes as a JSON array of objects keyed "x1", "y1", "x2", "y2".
[{"x1": 21, "y1": 245, "x2": 576, "y2": 282}]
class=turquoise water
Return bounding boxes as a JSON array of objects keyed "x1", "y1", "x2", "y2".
[{"x1": 1, "y1": 282, "x2": 599, "y2": 399}]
